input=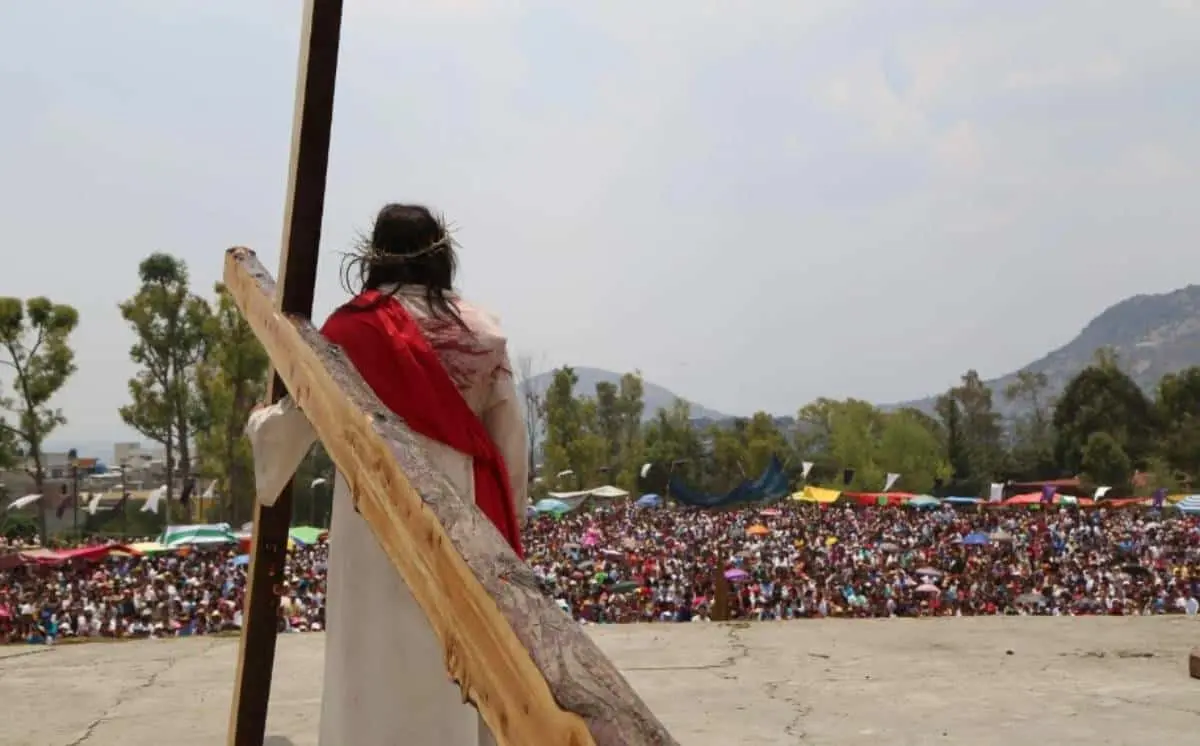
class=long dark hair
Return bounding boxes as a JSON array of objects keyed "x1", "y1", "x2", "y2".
[{"x1": 340, "y1": 203, "x2": 464, "y2": 325}]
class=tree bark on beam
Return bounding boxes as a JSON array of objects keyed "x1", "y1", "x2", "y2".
[{"x1": 223, "y1": 246, "x2": 677, "y2": 746}]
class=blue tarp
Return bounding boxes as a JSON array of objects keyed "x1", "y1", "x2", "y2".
[
  {"x1": 636, "y1": 494, "x2": 662, "y2": 508},
  {"x1": 962, "y1": 532, "x2": 989, "y2": 546},
  {"x1": 944, "y1": 496, "x2": 982, "y2": 505},
  {"x1": 908, "y1": 495, "x2": 941, "y2": 509},
  {"x1": 667, "y1": 456, "x2": 791, "y2": 510}
]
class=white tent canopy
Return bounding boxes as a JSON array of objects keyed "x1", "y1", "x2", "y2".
[{"x1": 544, "y1": 485, "x2": 631, "y2": 511}]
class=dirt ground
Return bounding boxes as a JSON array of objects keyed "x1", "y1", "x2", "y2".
[{"x1": 2, "y1": 616, "x2": 1198, "y2": 745}]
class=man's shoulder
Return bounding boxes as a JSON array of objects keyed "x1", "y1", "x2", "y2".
[{"x1": 454, "y1": 297, "x2": 506, "y2": 339}]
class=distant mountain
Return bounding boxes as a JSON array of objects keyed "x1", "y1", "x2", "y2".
[
  {"x1": 527, "y1": 366, "x2": 730, "y2": 421},
  {"x1": 57, "y1": 286, "x2": 1200, "y2": 455},
  {"x1": 896, "y1": 284, "x2": 1200, "y2": 416}
]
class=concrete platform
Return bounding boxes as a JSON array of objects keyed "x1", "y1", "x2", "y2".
[{"x1": 2, "y1": 617, "x2": 1198, "y2": 746}]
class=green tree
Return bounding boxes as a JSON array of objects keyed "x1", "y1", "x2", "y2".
[
  {"x1": 1154, "y1": 366, "x2": 1200, "y2": 481},
  {"x1": 935, "y1": 392, "x2": 969, "y2": 483},
  {"x1": 119, "y1": 254, "x2": 210, "y2": 522},
  {"x1": 194, "y1": 283, "x2": 269, "y2": 525},
  {"x1": 0, "y1": 412, "x2": 15, "y2": 470},
  {"x1": 1053, "y1": 362, "x2": 1156, "y2": 475},
  {"x1": 742, "y1": 412, "x2": 789, "y2": 479},
  {"x1": 936, "y1": 370, "x2": 1004, "y2": 491},
  {"x1": 876, "y1": 409, "x2": 951, "y2": 494},
  {"x1": 643, "y1": 399, "x2": 705, "y2": 488},
  {"x1": 0, "y1": 297, "x2": 79, "y2": 539},
  {"x1": 1004, "y1": 370, "x2": 1055, "y2": 478},
  {"x1": 594, "y1": 381, "x2": 622, "y2": 469},
  {"x1": 613, "y1": 372, "x2": 646, "y2": 489},
  {"x1": 792, "y1": 398, "x2": 947, "y2": 492},
  {"x1": 540, "y1": 367, "x2": 606, "y2": 490},
  {"x1": 1079, "y1": 431, "x2": 1132, "y2": 490},
  {"x1": 795, "y1": 398, "x2": 878, "y2": 486},
  {"x1": 794, "y1": 397, "x2": 842, "y2": 459},
  {"x1": 707, "y1": 420, "x2": 749, "y2": 491}
]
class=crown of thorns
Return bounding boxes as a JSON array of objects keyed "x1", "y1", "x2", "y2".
[
  {"x1": 349, "y1": 220, "x2": 457, "y2": 266},
  {"x1": 360, "y1": 234, "x2": 453, "y2": 265}
]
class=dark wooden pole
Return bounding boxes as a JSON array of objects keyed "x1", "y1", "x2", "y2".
[
  {"x1": 713, "y1": 549, "x2": 730, "y2": 621},
  {"x1": 226, "y1": 2, "x2": 343, "y2": 744}
]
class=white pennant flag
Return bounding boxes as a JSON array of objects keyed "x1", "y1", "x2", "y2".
[
  {"x1": 202, "y1": 481, "x2": 217, "y2": 499},
  {"x1": 141, "y1": 485, "x2": 167, "y2": 514},
  {"x1": 640, "y1": 462, "x2": 653, "y2": 478},
  {"x1": 1093, "y1": 485, "x2": 1112, "y2": 499},
  {"x1": 988, "y1": 482, "x2": 1004, "y2": 503},
  {"x1": 9, "y1": 494, "x2": 42, "y2": 510},
  {"x1": 883, "y1": 473, "x2": 901, "y2": 492},
  {"x1": 85, "y1": 492, "x2": 103, "y2": 516},
  {"x1": 801, "y1": 461, "x2": 814, "y2": 479}
]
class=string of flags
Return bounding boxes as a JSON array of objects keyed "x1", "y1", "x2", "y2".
[{"x1": 2, "y1": 476, "x2": 325, "y2": 518}]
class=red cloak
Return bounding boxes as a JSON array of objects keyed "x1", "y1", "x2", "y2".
[{"x1": 320, "y1": 290, "x2": 524, "y2": 558}]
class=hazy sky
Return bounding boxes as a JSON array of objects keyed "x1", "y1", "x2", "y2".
[{"x1": 1, "y1": 0, "x2": 1198, "y2": 447}]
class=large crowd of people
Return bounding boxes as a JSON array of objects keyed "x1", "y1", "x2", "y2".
[
  {"x1": 3, "y1": 501, "x2": 1199, "y2": 644},
  {"x1": 0, "y1": 537, "x2": 326, "y2": 644},
  {"x1": 526, "y1": 502, "x2": 1200, "y2": 622}
]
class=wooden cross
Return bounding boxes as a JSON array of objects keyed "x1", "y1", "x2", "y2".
[{"x1": 224, "y1": 3, "x2": 677, "y2": 744}]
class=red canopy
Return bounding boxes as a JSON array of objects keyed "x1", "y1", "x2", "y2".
[
  {"x1": 842, "y1": 492, "x2": 915, "y2": 507},
  {"x1": 1004, "y1": 492, "x2": 1095, "y2": 507},
  {"x1": 0, "y1": 543, "x2": 136, "y2": 569},
  {"x1": 50, "y1": 544, "x2": 137, "y2": 563},
  {"x1": 1098, "y1": 497, "x2": 1149, "y2": 508}
]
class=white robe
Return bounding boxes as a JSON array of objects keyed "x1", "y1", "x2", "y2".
[{"x1": 246, "y1": 289, "x2": 529, "y2": 746}]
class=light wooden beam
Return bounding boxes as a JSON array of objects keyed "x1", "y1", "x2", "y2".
[
  {"x1": 222, "y1": 247, "x2": 678, "y2": 746},
  {"x1": 227, "y1": 2, "x2": 343, "y2": 744}
]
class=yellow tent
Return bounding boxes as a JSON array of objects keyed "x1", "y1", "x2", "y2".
[{"x1": 791, "y1": 486, "x2": 841, "y2": 504}]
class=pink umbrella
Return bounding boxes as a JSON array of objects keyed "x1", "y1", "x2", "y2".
[
  {"x1": 724, "y1": 568, "x2": 750, "y2": 582},
  {"x1": 915, "y1": 583, "x2": 940, "y2": 594}
]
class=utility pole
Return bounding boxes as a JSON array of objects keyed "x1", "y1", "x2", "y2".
[
  {"x1": 120, "y1": 463, "x2": 129, "y2": 537},
  {"x1": 69, "y1": 448, "x2": 79, "y2": 536}
]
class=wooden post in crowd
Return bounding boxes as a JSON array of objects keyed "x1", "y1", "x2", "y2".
[
  {"x1": 226, "y1": 2, "x2": 343, "y2": 744},
  {"x1": 713, "y1": 549, "x2": 731, "y2": 621}
]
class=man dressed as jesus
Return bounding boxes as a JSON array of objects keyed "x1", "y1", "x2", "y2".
[{"x1": 245, "y1": 203, "x2": 528, "y2": 746}]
